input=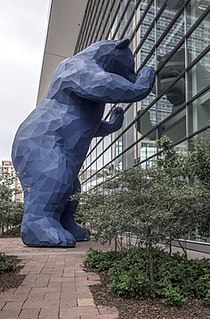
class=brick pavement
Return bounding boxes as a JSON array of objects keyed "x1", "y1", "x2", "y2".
[{"x1": 0, "y1": 238, "x2": 118, "y2": 319}]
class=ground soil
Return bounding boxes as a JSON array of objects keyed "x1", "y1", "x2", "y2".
[
  {"x1": 89, "y1": 271, "x2": 210, "y2": 319},
  {"x1": 0, "y1": 257, "x2": 25, "y2": 293}
]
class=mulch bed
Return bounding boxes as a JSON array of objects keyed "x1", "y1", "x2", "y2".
[
  {"x1": 89, "y1": 271, "x2": 210, "y2": 319},
  {"x1": 0, "y1": 258, "x2": 25, "y2": 293}
]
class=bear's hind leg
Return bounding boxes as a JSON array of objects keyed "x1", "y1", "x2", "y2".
[
  {"x1": 18, "y1": 156, "x2": 77, "y2": 247},
  {"x1": 60, "y1": 200, "x2": 89, "y2": 242},
  {"x1": 60, "y1": 178, "x2": 89, "y2": 241},
  {"x1": 21, "y1": 213, "x2": 76, "y2": 247}
]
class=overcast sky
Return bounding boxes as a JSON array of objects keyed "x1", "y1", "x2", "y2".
[{"x1": 0, "y1": 0, "x2": 50, "y2": 160}]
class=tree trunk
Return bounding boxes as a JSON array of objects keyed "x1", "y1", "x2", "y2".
[
  {"x1": 169, "y1": 237, "x2": 172, "y2": 255},
  {"x1": 177, "y1": 238, "x2": 188, "y2": 259},
  {"x1": 114, "y1": 233, "x2": 118, "y2": 252},
  {"x1": 148, "y1": 240, "x2": 154, "y2": 283}
]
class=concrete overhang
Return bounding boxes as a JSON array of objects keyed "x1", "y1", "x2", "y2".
[{"x1": 37, "y1": 0, "x2": 88, "y2": 105}]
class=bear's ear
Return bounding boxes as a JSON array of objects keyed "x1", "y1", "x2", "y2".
[{"x1": 115, "y1": 39, "x2": 130, "y2": 49}]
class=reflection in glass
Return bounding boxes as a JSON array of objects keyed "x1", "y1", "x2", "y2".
[
  {"x1": 158, "y1": 108, "x2": 186, "y2": 142},
  {"x1": 136, "y1": 66, "x2": 186, "y2": 141},
  {"x1": 165, "y1": 0, "x2": 185, "y2": 11},
  {"x1": 103, "y1": 135, "x2": 112, "y2": 168},
  {"x1": 121, "y1": 103, "x2": 136, "y2": 169},
  {"x1": 139, "y1": 28, "x2": 155, "y2": 64},
  {"x1": 119, "y1": 0, "x2": 136, "y2": 39},
  {"x1": 157, "y1": 13, "x2": 184, "y2": 57},
  {"x1": 186, "y1": 0, "x2": 210, "y2": 31},
  {"x1": 156, "y1": 0, "x2": 184, "y2": 41},
  {"x1": 135, "y1": 105, "x2": 157, "y2": 141},
  {"x1": 122, "y1": 125, "x2": 136, "y2": 169},
  {"x1": 156, "y1": 96, "x2": 173, "y2": 124},
  {"x1": 188, "y1": 89, "x2": 210, "y2": 134},
  {"x1": 135, "y1": 102, "x2": 186, "y2": 143},
  {"x1": 157, "y1": 48, "x2": 186, "y2": 105},
  {"x1": 137, "y1": 0, "x2": 155, "y2": 48},
  {"x1": 113, "y1": 137, "x2": 123, "y2": 173},
  {"x1": 139, "y1": 141, "x2": 157, "y2": 168},
  {"x1": 187, "y1": 11, "x2": 210, "y2": 64},
  {"x1": 96, "y1": 139, "x2": 104, "y2": 172},
  {"x1": 112, "y1": 0, "x2": 136, "y2": 40},
  {"x1": 135, "y1": 51, "x2": 157, "y2": 140},
  {"x1": 188, "y1": 52, "x2": 210, "y2": 99}
]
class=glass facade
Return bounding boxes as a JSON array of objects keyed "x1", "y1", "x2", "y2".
[{"x1": 76, "y1": 0, "x2": 210, "y2": 195}]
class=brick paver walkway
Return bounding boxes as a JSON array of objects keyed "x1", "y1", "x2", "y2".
[{"x1": 0, "y1": 238, "x2": 118, "y2": 319}]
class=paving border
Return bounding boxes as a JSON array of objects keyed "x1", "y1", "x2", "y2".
[{"x1": 0, "y1": 238, "x2": 118, "y2": 319}]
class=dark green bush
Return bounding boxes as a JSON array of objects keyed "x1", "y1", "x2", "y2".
[
  {"x1": 108, "y1": 267, "x2": 151, "y2": 297},
  {"x1": 162, "y1": 286, "x2": 186, "y2": 306},
  {"x1": 84, "y1": 247, "x2": 210, "y2": 306},
  {"x1": 1, "y1": 225, "x2": 21, "y2": 238},
  {"x1": 0, "y1": 253, "x2": 16, "y2": 275},
  {"x1": 204, "y1": 288, "x2": 210, "y2": 305},
  {"x1": 84, "y1": 248, "x2": 125, "y2": 271}
]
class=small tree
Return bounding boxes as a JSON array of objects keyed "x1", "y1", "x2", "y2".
[
  {"x1": 187, "y1": 136, "x2": 210, "y2": 189},
  {"x1": 78, "y1": 166, "x2": 209, "y2": 279},
  {"x1": 78, "y1": 136, "x2": 210, "y2": 278},
  {"x1": 156, "y1": 136, "x2": 210, "y2": 253},
  {"x1": 186, "y1": 136, "x2": 210, "y2": 239},
  {"x1": 0, "y1": 174, "x2": 23, "y2": 234}
]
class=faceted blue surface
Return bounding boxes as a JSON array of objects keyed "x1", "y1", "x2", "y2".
[{"x1": 12, "y1": 39, "x2": 155, "y2": 247}]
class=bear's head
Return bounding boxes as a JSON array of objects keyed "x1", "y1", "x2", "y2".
[{"x1": 77, "y1": 39, "x2": 136, "y2": 83}]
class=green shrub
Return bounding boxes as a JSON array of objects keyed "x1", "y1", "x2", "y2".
[
  {"x1": 0, "y1": 253, "x2": 16, "y2": 275},
  {"x1": 108, "y1": 267, "x2": 151, "y2": 297},
  {"x1": 204, "y1": 288, "x2": 210, "y2": 305},
  {"x1": 194, "y1": 273, "x2": 210, "y2": 298},
  {"x1": 84, "y1": 247, "x2": 210, "y2": 306},
  {"x1": 162, "y1": 286, "x2": 187, "y2": 306},
  {"x1": 1, "y1": 225, "x2": 21, "y2": 238},
  {"x1": 84, "y1": 248, "x2": 124, "y2": 271}
]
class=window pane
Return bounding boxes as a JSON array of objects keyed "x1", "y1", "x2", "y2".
[
  {"x1": 137, "y1": 1, "x2": 155, "y2": 43},
  {"x1": 158, "y1": 108, "x2": 186, "y2": 142},
  {"x1": 186, "y1": 0, "x2": 210, "y2": 31},
  {"x1": 139, "y1": 140, "x2": 157, "y2": 168},
  {"x1": 187, "y1": 10, "x2": 210, "y2": 64},
  {"x1": 187, "y1": 52, "x2": 210, "y2": 99},
  {"x1": 188, "y1": 88, "x2": 210, "y2": 135},
  {"x1": 135, "y1": 105, "x2": 157, "y2": 141},
  {"x1": 156, "y1": 0, "x2": 184, "y2": 41}
]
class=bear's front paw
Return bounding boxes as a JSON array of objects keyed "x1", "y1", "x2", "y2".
[
  {"x1": 136, "y1": 66, "x2": 155, "y2": 78},
  {"x1": 109, "y1": 107, "x2": 124, "y2": 131},
  {"x1": 110, "y1": 107, "x2": 124, "y2": 121},
  {"x1": 136, "y1": 66, "x2": 156, "y2": 90}
]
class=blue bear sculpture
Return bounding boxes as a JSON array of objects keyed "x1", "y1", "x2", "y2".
[{"x1": 12, "y1": 39, "x2": 155, "y2": 247}]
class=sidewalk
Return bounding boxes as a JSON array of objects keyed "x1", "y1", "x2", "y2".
[{"x1": 0, "y1": 238, "x2": 118, "y2": 319}]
